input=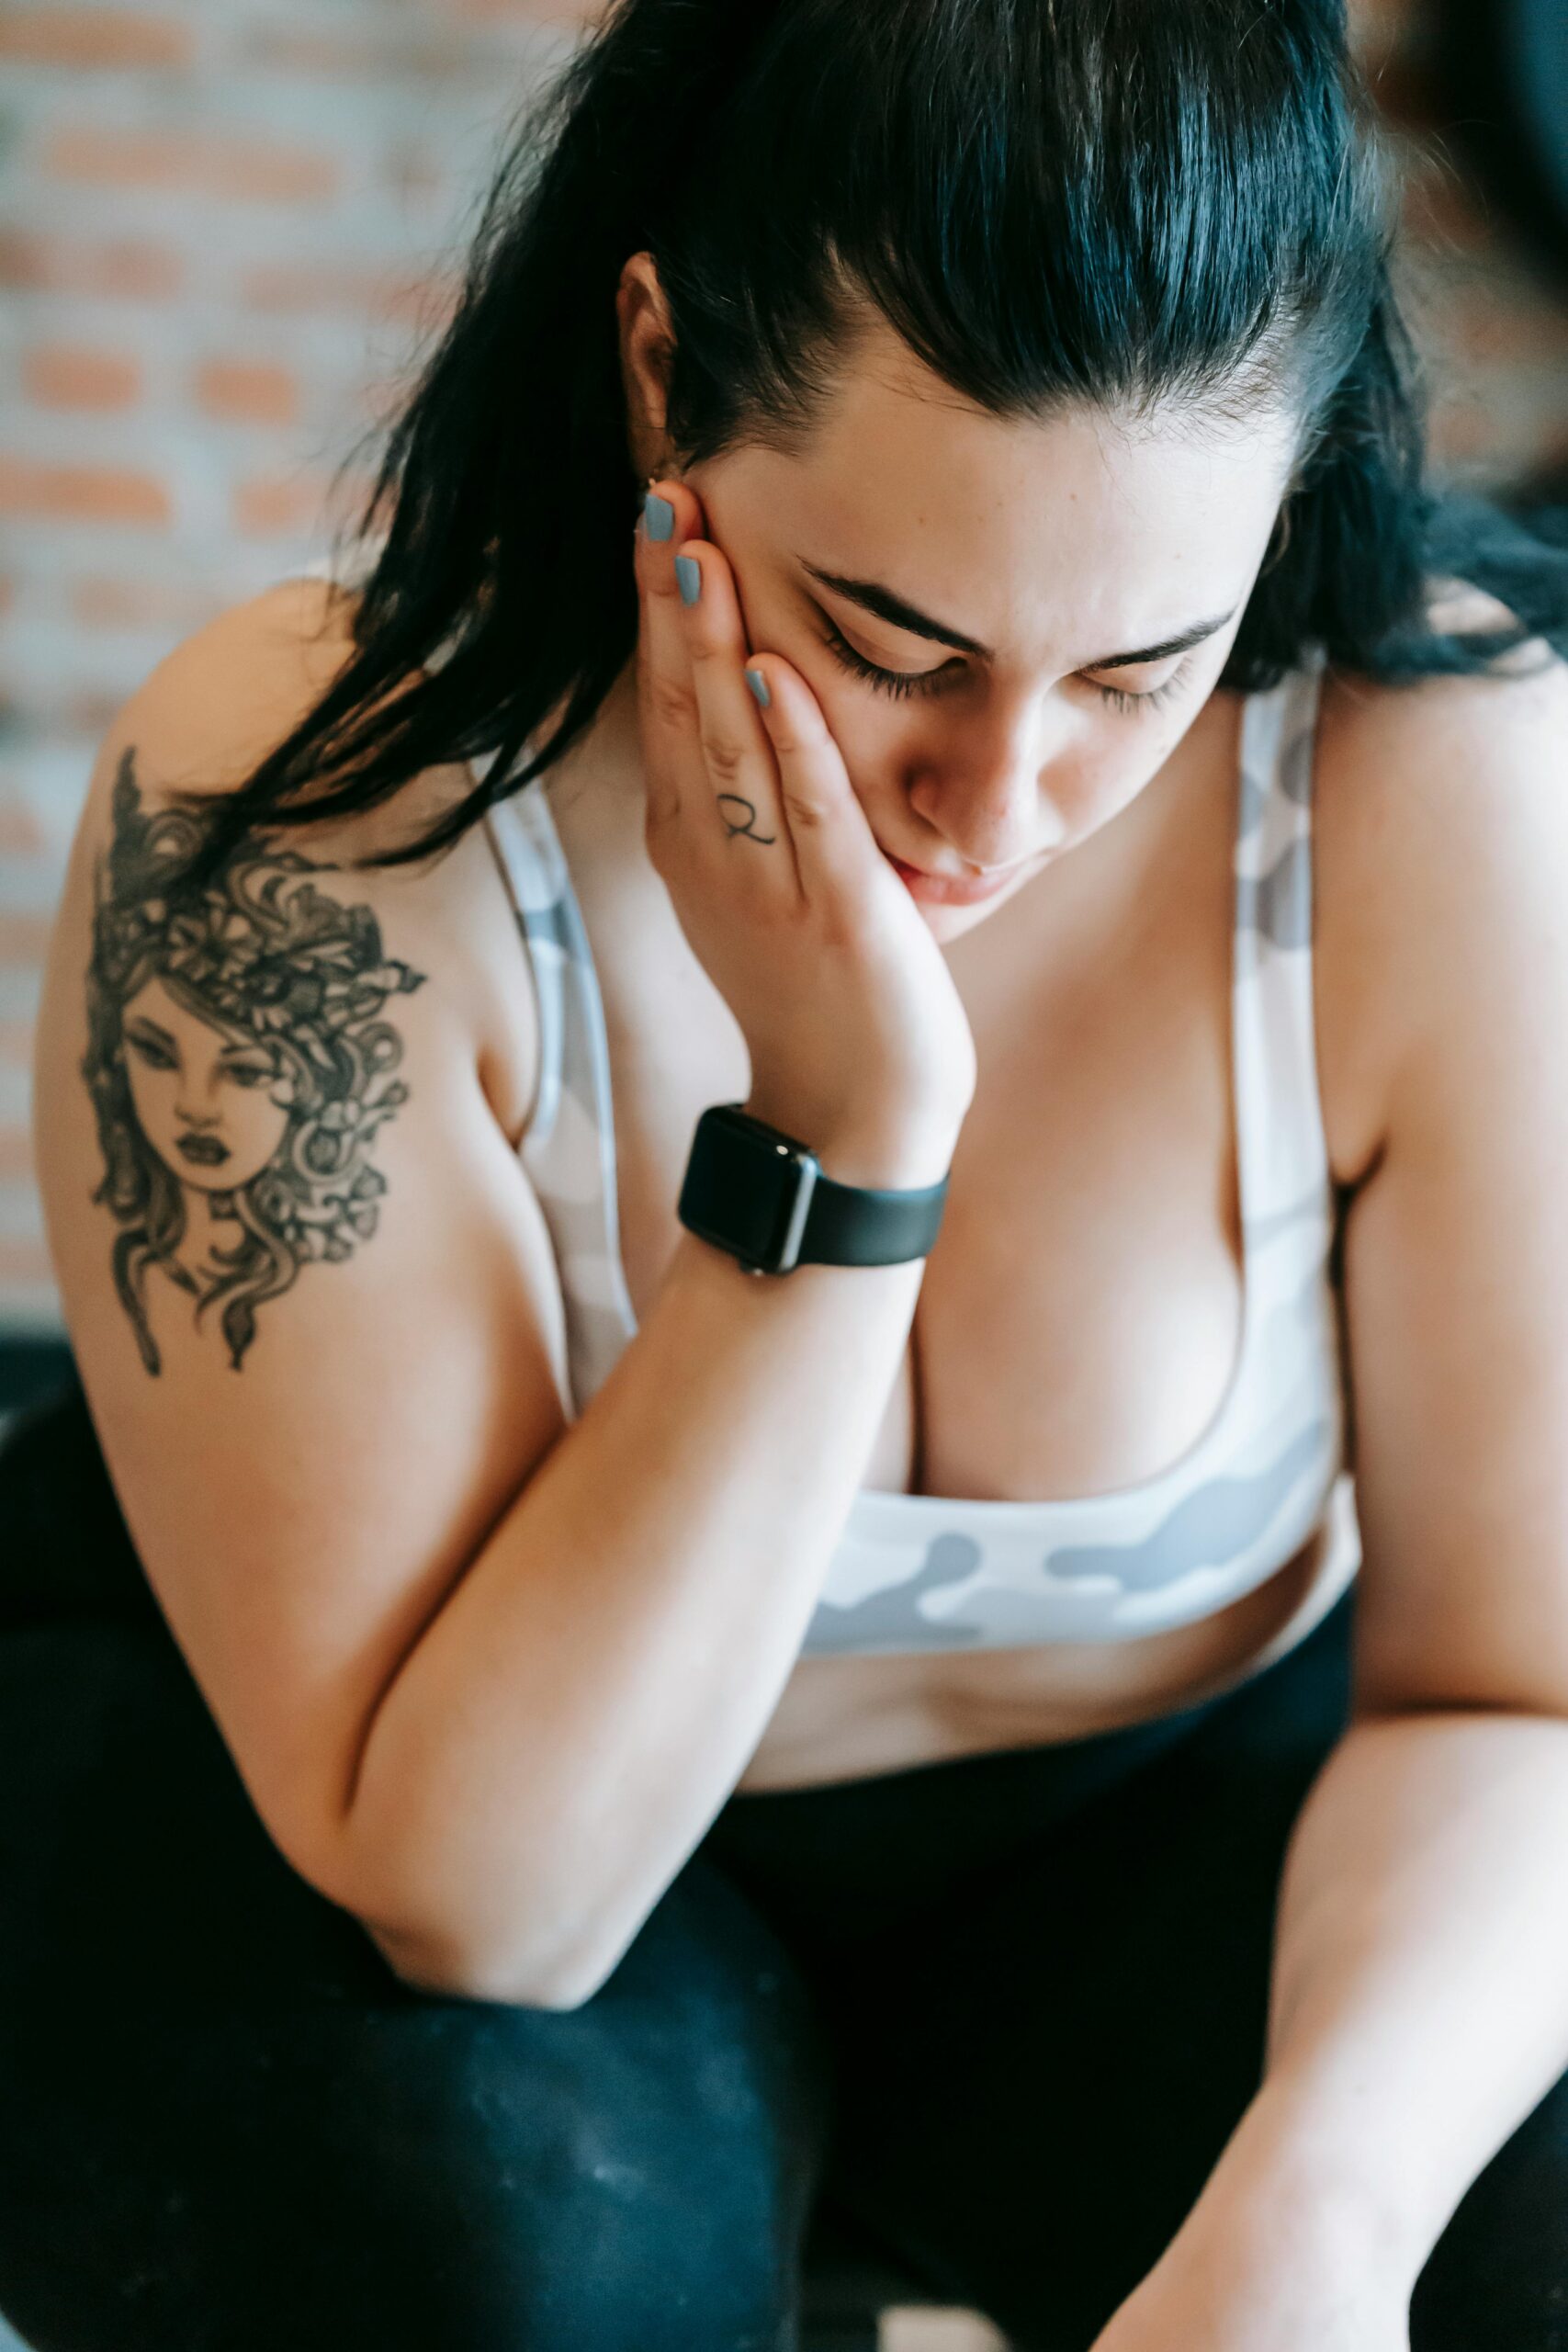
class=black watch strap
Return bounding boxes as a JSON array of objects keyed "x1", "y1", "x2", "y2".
[{"x1": 677, "y1": 1102, "x2": 949, "y2": 1276}]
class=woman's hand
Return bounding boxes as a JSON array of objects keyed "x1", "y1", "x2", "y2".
[{"x1": 634, "y1": 474, "x2": 976, "y2": 1187}]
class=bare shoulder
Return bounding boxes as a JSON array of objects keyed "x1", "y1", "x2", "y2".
[
  {"x1": 67, "y1": 574, "x2": 539, "y2": 1148},
  {"x1": 1309, "y1": 585, "x2": 1568, "y2": 1190},
  {"x1": 26, "y1": 576, "x2": 568, "y2": 1910}
]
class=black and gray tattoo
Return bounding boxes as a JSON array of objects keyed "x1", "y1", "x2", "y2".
[
  {"x1": 81, "y1": 749, "x2": 428, "y2": 1375},
  {"x1": 716, "y1": 793, "x2": 776, "y2": 844}
]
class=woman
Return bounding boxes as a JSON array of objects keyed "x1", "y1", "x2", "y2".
[{"x1": 5, "y1": 0, "x2": 1568, "y2": 2346}]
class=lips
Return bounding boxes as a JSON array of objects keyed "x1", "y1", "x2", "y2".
[
  {"x1": 882, "y1": 850, "x2": 1024, "y2": 906},
  {"x1": 177, "y1": 1133, "x2": 231, "y2": 1166}
]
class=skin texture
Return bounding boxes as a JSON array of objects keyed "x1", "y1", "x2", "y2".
[
  {"x1": 614, "y1": 249, "x2": 1301, "y2": 952},
  {"x1": 81, "y1": 746, "x2": 426, "y2": 1374}
]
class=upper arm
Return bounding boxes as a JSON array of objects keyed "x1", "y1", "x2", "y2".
[
  {"x1": 1323, "y1": 644, "x2": 1568, "y2": 1718},
  {"x1": 30, "y1": 587, "x2": 568, "y2": 1928}
]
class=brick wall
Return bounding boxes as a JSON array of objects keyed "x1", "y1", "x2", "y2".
[
  {"x1": 2, "y1": 0, "x2": 1566, "y2": 1337},
  {"x1": 0, "y1": 0, "x2": 586, "y2": 1333}
]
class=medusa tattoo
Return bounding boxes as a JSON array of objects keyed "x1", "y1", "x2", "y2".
[{"x1": 81, "y1": 749, "x2": 429, "y2": 1374}]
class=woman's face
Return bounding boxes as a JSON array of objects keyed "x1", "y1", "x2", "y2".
[
  {"x1": 121, "y1": 974, "x2": 297, "y2": 1195},
  {"x1": 688, "y1": 321, "x2": 1302, "y2": 944}
]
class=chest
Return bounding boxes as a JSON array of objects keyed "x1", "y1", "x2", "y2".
[{"x1": 521, "y1": 683, "x2": 1381, "y2": 1516}]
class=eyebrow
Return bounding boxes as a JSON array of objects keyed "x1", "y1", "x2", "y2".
[
  {"x1": 126, "y1": 1016, "x2": 176, "y2": 1051},
  {"x1": 798, "y1": 559, "x2": 1238, "y2": 670}
]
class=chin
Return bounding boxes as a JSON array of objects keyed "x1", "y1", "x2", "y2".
[
  {"x1": 884, "y1": 851, "x2": 1046, "y2": 940},
  {"x1": 910, "y1": 888, "x2": 1015, "y2": 945}
]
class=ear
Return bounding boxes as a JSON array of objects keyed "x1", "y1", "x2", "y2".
[{"x1": 616, "y1": 250, "x2": 676, "y2": 459}]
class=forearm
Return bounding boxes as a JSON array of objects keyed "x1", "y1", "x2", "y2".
[
  {"x1": 1200, "y1": 1707, "x2": 1568, "y2": 2289},
  {"x1": 347, "y1": 1222, "x2": 924, "y2": 2005}
]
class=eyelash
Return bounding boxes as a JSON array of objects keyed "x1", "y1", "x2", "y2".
[{"x1": 817, "y1": 617, "x2": 1194, "y2": 715}]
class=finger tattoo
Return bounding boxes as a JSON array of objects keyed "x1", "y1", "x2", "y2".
[{"x1": 716, "y1": 794, "x2": 777, "y2": 846}]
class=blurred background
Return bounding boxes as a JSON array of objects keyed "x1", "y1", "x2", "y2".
[{"x1": 1, "y1": 0, "x2": 1565, "y2": 1350}]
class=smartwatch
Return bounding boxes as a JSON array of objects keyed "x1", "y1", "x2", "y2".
[{"x1": 677, "y1": 1102, "x2": 950, "y2": 1276}]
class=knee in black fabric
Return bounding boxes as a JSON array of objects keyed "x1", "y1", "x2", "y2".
[{"x1": 0, "y1": 1828, "x2": 826, "y2": 2352}]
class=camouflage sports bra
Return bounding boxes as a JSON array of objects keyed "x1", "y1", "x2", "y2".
[{"x1": 297, "y1": 543, "x2": 1359, "y2": 1680}]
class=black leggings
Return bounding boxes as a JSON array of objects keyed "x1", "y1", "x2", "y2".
[{"x1": 2, "y1": 1377, "x2": 1565, "y2": 2352}]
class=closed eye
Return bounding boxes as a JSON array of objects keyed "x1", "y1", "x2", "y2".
[
  {"x1": 817, "y1": 616, "x2": 1196, "y2": 715},
  {"x1": 816, "y1": 616, "x2": 960, "y2": 700}
]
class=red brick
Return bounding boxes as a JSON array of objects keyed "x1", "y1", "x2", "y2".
[
  {"x1": 242, "y1": 28, "x2": 474, "y2": 80},
  {"x1": 447, "y1": 0, "x2": 604, "y2": 21},
  {"x1": 0, "y1": 792, "x2": 46, "y2": 857},
  {"x1": 382, "y1": 143, "x2": 448, "y2": 210},
  {"x1": 63, "y1": 688, "x2": 132, "y2": 737},
  {"x1": 70, "y1": 575, "x2": 226, "y2": 631},
  {"x1": 22, "y1": 342, "x2": 142, "y2": 411},
  {"x1": 232, "y1": 463, "x2": 379, "y2": 541},
  {"x1": 237, "y1": 258, "x2": 459, "y2": 328},
  {"x1": 193, "y1": 358, "x2": 299, "y2": 426},
  {"x1": 0, "y1": 1126, "x2": 39, "y2": 1182},
  {"x1": 0, "y1": 458, "x2": 170, "y2": 526},
  {"x1": 0, "y1": 1017, "x2": 34, "y2": 1069},
  {"x1": 0, "y1": 911, "x2": 54, "y2": 967},
  {"x1": 378, "y1": 273, "x2": 462, "y2": 333},
  {"x1": 43, "y1": 126, "x2": 340, "y2": 206},
  {"x1": 0, "y1": 8, "x2": 193, "y2": 67},
  {"x1": 0, "y1": 1235, "x2": 54, "y2": 1286},
  {"x1": 0, "y1": 230, "x2": 183, "y2": 301},
  {"x1": 231, "y1": 470, "x2": 336, "y2": 538}
]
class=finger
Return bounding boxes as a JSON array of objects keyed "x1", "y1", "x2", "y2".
[
  {"x1": 633, "y1": 474, "x2": 705, "y2": 831},
  {"x1": 670, "y1": 536, "x2": 802, "y2": 905},
  {"x1": 739, "y1": 656, "x2": 884, "y2": 915}
]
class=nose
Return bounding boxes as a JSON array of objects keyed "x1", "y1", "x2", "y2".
[
  {"x1": 908, "y1": 699, "x2": 1070, "y2": 873},
  {"x1": 176, "y1": 1068, "x2": 222, "y2": 1125}
]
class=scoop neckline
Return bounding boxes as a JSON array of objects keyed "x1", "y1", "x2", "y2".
[{"x1": 503, "y1": 675, "x2": 1290, "y2": 1515}]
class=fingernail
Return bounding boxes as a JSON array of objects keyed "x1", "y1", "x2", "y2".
[
  {"x1": 744, "y1": 667, "x2": 770, "y2": 707},
  {"x1": 674, "y1": 553, "x2": 701, "y2": 606},
  {"x1": 643, "y1": 490, "x2": 674, "y2": 542}
]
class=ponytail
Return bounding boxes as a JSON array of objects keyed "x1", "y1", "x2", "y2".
[{"x1": 163, "y1": 0, "x2": 786, "y2": 897}]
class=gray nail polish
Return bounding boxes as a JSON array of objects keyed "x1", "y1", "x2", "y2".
[
  {"x1": 675, "y1": 553, "x2": 701, "y2": 606},
  {"x1": 643, "y1": 491, "x2": 674, "y2": 541},
  {"x1": 745, "y1": 668, "x2": 771, "y2": 707}
]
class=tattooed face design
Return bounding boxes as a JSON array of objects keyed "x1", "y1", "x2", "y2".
[
  {"x1": 81, "y1": 749, "x2": 428, "y2": 1374},
  {"x1": 120, "y1": 974, "x2": 299, "y2": 1195}
]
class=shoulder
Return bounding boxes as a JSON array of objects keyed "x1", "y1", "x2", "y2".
[
  {"x1": 59, "y1": 577, "x2": 540, "y2": 1146},
  {"x1": 1307, "y1": 585, "x2": 1568, "y2": 1186},
  {"x1": 105, "y1": 573, "x2": 446, "y2": 855}
]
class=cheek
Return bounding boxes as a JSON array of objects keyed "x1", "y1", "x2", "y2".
[
  {"x1": 785, "y1": 647, "x2": 907, "y2": 782},
  {"x1": 1042, "y1": 713, "x2": 1186, "y2": 838},
  {"x1": 125, "y1": 1059, "x2": 173, "y2": 1125}
]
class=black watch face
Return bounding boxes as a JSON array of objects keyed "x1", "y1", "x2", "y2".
[{"x1": 681, "y1": 1105, "x2": 815, "y2": 1272}]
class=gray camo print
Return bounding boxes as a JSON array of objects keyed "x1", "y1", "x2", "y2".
[
  {"x1": 806, "y1": 1533, "x2": 987, "y2": 1651},
  {"x1": 1043, "y1": 1417, "x2": 1330, "y2": 1594}
]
